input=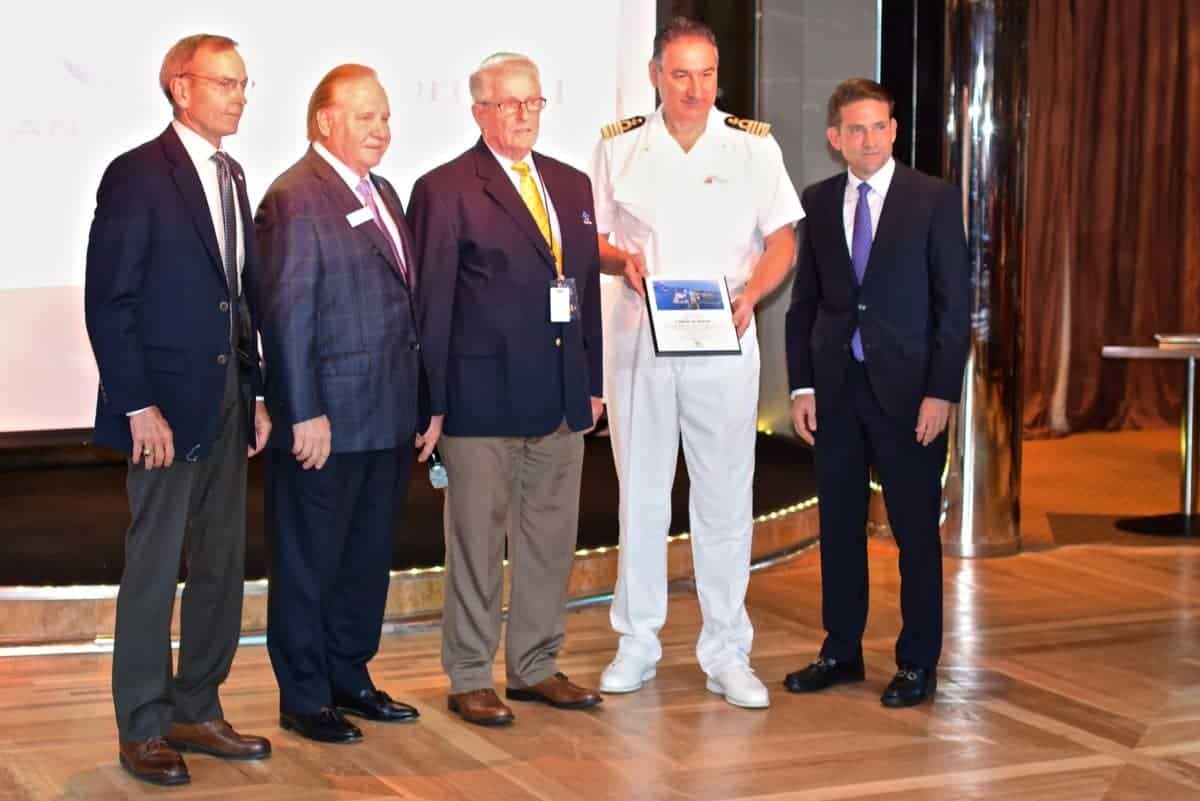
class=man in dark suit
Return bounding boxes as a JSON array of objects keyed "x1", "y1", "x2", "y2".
[
  {"x1": 255, "y1": 64, "x2": 420, "y2": 743},
  {"x1": 84, "y1": 34, "x2": 272, "y2": 785},
  {"x1": 783, "y1": 79, "x2": 970, "y2": 707},
  {"x1": 408, "y1": 52, "x2": 604, "y2": 726}
]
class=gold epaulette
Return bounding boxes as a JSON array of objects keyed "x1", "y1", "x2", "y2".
[
  {"x1": 724, "y1": 115, "x2": 772, "y2": 137},
  {"x1": 600, "y1": 115, "x2": 647, "y2": 139}
]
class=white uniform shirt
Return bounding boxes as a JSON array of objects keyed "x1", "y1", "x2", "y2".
[{"x1": 590, "y1": 106, "x2": 803, "y2": 290}]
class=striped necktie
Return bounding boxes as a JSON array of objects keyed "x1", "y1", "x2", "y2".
[{"x1": 211, "y1": 152, "x2": 239, "y2": 341}]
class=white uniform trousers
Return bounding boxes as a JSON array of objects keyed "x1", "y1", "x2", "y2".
[{"x1": 606, "y1": 318, "x2": 760, "y2": 676}]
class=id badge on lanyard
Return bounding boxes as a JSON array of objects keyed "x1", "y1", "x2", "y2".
[{"x1": 550, "y1": 277, "x2": 578, "y2": 323}]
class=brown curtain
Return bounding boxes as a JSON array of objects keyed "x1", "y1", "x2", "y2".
[{"x1": 1024, "y1": 0, "x2": 1200, "y2": 437}]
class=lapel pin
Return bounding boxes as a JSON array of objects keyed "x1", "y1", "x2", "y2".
[{"x1": 581, "y1": 211, "x2": 593, "y2": 225}]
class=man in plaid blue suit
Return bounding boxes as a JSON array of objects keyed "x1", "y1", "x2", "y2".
[{"x1": 255, "y1": 64, "x2": 421, "y2": 744}]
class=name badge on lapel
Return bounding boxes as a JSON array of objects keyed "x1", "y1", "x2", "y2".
[{"x1": 346, "y1": 207, "x2": 374, "y2": 227}]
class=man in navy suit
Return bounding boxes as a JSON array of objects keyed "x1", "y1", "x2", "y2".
[
  {"x1": 408, "y1": 52, "x2": 604, "y2": 726},
  {"x1": 255, "y1": 64, "x2": 420, "y2": 743},
  {"x1": 783, "y1": 79, "x2": 970, "y2": 707},
  {"x1": 84, "y1": 34, "x2": 272, "y2": 785}
]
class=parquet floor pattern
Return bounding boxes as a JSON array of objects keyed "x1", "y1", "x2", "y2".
[{"x1": 2, "y1": 430, "x2": 1198, "y2": 800}]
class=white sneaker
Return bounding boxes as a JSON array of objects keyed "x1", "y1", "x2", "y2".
[
  {"x1": 705, "y1": 665, "x2": 770, "y2": 708},
  {"x1": 599, "y1": 653, "x2": 657, "y2": 694}
]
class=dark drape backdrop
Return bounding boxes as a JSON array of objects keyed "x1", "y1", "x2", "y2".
[{"x1": 1025, "y1": 0, "x2": 1200, "y2": 436}]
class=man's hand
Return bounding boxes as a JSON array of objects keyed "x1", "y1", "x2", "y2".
[
  {"x1": 731, "y1": 287, "x2": 760, "y2": 339},
  {"x1": 597, "y1": 235, "x2": 648, "y2": 297},
  {"x1": 415, "y1": 414, "x2": 444, "y2": 463},
  {"x1": 292, "y1": 415, "x2": 331, "y2": 470},
  {"x1": 584, "y1": 396, "x2": 605, "y2": 433},
  {"x1": 791, "y1": 393, "x2": 817, "y2": 446},
  {"x1": 620, "y1": 251, "x2": 648, "y2": 297},
  {"x1": 915, "y1": 397, "x2": 952, "y2": 446},
  {"x1": 248, "y1": 400, "x2": 271, "y2": 458},
  {"x1": 130, "y1": 406, "x2": 174, "y2": 469}
]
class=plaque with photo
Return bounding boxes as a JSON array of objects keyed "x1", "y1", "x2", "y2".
[{"x1": 643, "y1": 276, "x2": 741, "y2": 356}]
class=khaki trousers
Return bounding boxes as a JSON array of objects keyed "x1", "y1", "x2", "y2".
[{"x1": 439, "y1": 422, "x2": 585, "y2": 693}]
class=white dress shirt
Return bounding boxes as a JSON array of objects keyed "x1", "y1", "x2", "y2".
[
  {"x1": 313, "y1": 142, "x2": 407, "y2": 272},
  {"x1": 172, "y1": 120, "x2": 245, "y2": 275},
  {"x1": 792, "y1": 156, "x2": 897, "y2": 398}
]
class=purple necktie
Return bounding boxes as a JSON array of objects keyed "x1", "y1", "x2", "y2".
[
  {"x1": 357, "y1": 177, "x2": 409, "y2": 284},
  {"x1": 850, "y1": 181, "x2": 872, "y2": 361}
]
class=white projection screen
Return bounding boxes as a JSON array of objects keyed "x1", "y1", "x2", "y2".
[{"x1": 0, "y1": 0, "x2": 656, "y2": 436}]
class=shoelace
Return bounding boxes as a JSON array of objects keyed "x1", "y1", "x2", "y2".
[
  {"x1": 143, "y1": 736, "x2": 172, "y2": 754},
  {"x1": 812, "y1": 656, "x2": 839, "y2": 669},
  {"x1": 893, "y1": 669, "x2": 920, "y2": 682}
]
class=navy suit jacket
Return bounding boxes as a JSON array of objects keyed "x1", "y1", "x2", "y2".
[
  {"x1": 254, "y1": 147, "x2": 420, "y2": 454},
  {"x1": 785, "y1": 163, "x2": 970, "y2": 422},
  {"x1": 409, "y1": 139, "x2": 602, "y2": 437},
  {"x1": 85, "y1": 125, "x2": 263, "y2": 462}
]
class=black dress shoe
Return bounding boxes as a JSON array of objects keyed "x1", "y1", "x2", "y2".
[
  {"x1": 881, "y1": 666, "x2": 936, "y2": 708},
  {"x1": 783, "y1": 656, "x2": 866, "y2": 693},
  {"x1": 280, "y1": 707, "x2": 363, "y2": 743},
  {"x1": 333, "y1": 687, "x2": 420, "y2": 723}
]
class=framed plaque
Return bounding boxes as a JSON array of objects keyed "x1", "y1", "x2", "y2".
[{"x1": 643, "y1": 276, "x2": 741, "y2": 356}]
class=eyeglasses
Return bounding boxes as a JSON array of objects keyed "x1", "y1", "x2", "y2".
[
  {"x1": 478, "y1": 97, "x2": 548, "y2": 115},
  {"x1": 178, "y1": 73, "x2": 255, "y2": 95}
]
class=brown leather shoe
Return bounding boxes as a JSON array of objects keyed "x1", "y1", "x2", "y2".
[
  {"x1": 505, "y1": 672, "x2": 603, "y2": 710},
  {"x1": 447, "y1": 688, "x2": 515, "y2": 726},
  {"x1": 118, "y1": 737, "x2": 190, "y2": 786},
  {"x1": 168, "y1": 719, "x2": 272, "y2": 760}
]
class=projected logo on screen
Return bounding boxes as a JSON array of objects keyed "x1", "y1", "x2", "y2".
[
  {"x1": 8, "y1": 60, "x2": 89, "y2": 139},
  {"x1": 414, "y1": 79, "x2": 564, "y2": 104}
]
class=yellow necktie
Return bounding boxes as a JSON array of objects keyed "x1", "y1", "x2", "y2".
[{"x1": 511, "y1": 160, "x2": 562, "y2": 274}]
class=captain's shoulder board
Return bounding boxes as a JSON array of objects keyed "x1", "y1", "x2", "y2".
[
  {"x1": 724, "y1": 115, "x2": 772, "y2": 137},
  {"x1": 600, "y1": 115, "x2": 647, "y2": 140}
]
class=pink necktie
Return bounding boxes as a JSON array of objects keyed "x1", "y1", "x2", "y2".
[{"x1": 357, "y1": 176, "x2": 409, "y2": 284}]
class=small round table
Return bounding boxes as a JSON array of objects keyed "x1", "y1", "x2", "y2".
[{"x1": 1101, "y1": 345, "x2": 1200, "y2": 536}]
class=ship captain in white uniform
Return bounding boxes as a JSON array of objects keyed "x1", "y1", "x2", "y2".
[{"x1": 588, "y1": 16, "x2": 804, "y2": 708}]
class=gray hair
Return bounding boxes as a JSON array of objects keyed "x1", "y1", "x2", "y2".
[
  {"x1": 160, "y1": 34, "x2": 239, "y2": 112},
  {"x1": 469, "y1": 52, "x2": 539, "y2": 102}
]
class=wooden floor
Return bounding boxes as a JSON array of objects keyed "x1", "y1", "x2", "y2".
[{"x1": 2, "y1": 430, "x2": 1199, "y2": 800}]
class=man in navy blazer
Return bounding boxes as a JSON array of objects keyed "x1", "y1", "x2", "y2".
[
  {"x1": 408, "y1": 52, "x2": 603, "y2": 726},
  {"x1": 255, "y1": 64, "x2": 420, "y2": 743},
  {"x1": 84, "y1": 34, "x2": 272, "y2": 785},
  {"x1": 783, "y1": 79, "x2": 970, "y2": 707}
]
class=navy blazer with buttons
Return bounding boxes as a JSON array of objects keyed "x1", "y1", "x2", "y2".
[
  {"x1": 85, "y1": 124, "x2": 264, "y2": 462},
  {"x1": 254, "y1": 147, "x2": 420, "y2": 454},
  {"x1": 409, "y1": 139, "x2": 603, "y2": 438},
  {"x1": 785, "y1": 162, "x2": 970, "y2": 423}
]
